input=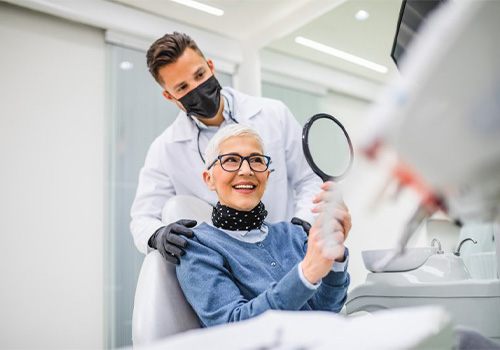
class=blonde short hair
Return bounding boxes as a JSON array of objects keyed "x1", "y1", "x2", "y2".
[{"x1": 204, "y1": 124, "x2": 265, "y2": 168}]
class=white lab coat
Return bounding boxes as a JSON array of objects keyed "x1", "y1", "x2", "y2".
[{"x1": 130, "y1": 87, "x2": 321, "y2": 254}]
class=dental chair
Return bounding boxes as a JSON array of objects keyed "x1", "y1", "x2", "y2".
[{"x1": 132, "y1": 195, "x2": 212, "y2": 346}]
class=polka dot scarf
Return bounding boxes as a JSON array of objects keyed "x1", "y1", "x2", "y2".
[{"x1": 212, "y1": 201, "x2": 268, "y2": 231}]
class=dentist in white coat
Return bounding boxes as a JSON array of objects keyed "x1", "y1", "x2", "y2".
[{"x1": 131, "y1": 32, "x2": 338, "y2": 265}]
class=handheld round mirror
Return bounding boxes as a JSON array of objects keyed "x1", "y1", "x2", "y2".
[{"x1": 302, "y1": 113, "x2": 354, "y2": 182}]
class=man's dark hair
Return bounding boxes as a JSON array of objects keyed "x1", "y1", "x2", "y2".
[{"x1": 146, "y1": 32, "x2": 205, "y2": 86}]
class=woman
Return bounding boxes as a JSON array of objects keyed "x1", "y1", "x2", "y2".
[{"x1": 176, "y1": 124, "x2": 351, "y2": 327}]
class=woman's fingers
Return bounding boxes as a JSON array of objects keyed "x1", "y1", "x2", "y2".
[
  {"x1": 331, "y1": 230, "x2": 345, "y2": 244},
  {"x1": 342, "y1": 211, "x2": 352, "y2": 239},
  {"x1": 313, "y1": 192, "x2": 347, "y2": 211},
  {"x1": 321, "y1": 181, "x2": 335, "y2": 190},
  {"x1": 310, "y1": 208, "x2": 351, "y2": 240},
  {"x1": 319, "y1": 239, "x2": 345, "y2": 260},
  {"x1": 312, "y1": 206, "x2": 349, "y2": 222},
  {"x1": 308, "y1": 225, "x2": 346, "y2": 262},
  {"x1": 313, "y1": 188, "x2": 342, "y2": 203},
  {"x1": 312, "y1": 181, "x2": 335, "y2": 201}
]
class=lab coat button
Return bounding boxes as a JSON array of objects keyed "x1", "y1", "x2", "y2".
[{"x1": 271, "y1": 261, "x2": 276, "y2": 267}]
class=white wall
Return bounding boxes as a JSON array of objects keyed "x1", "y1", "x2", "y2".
[{"x1": 0, "y1": 3, "x2": 105, "y2": 349}]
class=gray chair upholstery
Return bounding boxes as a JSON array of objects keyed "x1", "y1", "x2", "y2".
[{"x1": 132, "y1": 195, "x2": 212, "y2": 346}]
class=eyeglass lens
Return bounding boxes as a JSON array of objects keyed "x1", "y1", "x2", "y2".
[{"x1": 220, "y1": 155, "x2": 268, "y2": 172}]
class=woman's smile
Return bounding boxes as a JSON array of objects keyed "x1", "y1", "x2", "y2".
[{"x1": 232, "y1": 181, "x2": 257, "y2": 194}]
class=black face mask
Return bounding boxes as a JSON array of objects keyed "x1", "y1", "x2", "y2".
[{"x1": 178, "y1": 75, "x2": 222, "y2": 119}]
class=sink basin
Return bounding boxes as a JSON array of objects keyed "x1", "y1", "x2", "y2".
[{"x1": 362, "y1": 247, "x2": 438, "y2": 272}]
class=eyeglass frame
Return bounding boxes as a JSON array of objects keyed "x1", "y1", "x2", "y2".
[{"x1": 207, "y1": 153, "x2": 271, "y2": 172}]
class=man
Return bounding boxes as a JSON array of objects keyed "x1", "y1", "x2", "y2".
[{"x1": 130, "y1": 32, "x2": 327, "y2": 264}]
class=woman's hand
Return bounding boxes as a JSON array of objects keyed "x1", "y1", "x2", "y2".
[
  {"x1": 312, "y1": 182, "x2": 352, "y2": 240},
  {"x1": 301, "y1": 182, "x2": 350, "y2": 284},
  {"x1": 302, "y1": 217, "x2": 345, "y2": 284}
]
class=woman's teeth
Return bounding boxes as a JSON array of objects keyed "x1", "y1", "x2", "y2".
[{"x1": 233, "y1": 184, "x2": 255, "y2": 189}]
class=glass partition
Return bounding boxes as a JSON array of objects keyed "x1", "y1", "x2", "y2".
[
  {"x1": 107, "y1": 44, "x2": 232, "y2": 348},
  {"x1": 262, "y1": 82, "x2": 322, "y2": 125}
]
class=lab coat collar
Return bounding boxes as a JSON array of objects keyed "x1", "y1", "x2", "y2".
[
  {"x1": 224, "y1": 87, "x2": 262, "y2": 121},
  {"x1": 169, "y1": 87, "x2": 262, "y2": 143}
]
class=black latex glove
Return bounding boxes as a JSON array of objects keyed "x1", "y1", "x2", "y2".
[
  {"x1": 148, "y1": 219, "x2": 197, "y2": 264},
  {"x1": 291, "y1": 217, "x2": 312, "y2": 236}
]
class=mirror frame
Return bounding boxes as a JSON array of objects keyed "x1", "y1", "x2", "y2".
[{"x1": 302, "y1": 113, "x2": 354, "y2": 182}]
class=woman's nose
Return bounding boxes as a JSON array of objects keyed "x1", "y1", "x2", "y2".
[{"x1": 238, "y1": 159, "x2": 254, "y2": 175}]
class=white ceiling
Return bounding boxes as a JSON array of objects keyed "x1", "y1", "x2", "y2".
[{"x1": 112, "y1": 0, "x2": 402, "y2": 83}]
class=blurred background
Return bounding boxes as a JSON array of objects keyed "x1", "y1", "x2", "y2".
[{"x1": 0, "y1": 0, "x2": 443, "y2": 348}]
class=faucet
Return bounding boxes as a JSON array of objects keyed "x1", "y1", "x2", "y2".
[
  {"x1": 454, "y1": 238, "x2": 478, "y2": 256},
  {"x1": 431, "y1": 238, "x2": 444, "y2": 254}
]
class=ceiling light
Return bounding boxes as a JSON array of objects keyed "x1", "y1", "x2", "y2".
[
  {"x1": 355, "y1": 10, "x2": 370, "y2": 21},
  {"x1": 295, "y1": 36, "x2": 388, "y2": 74},
  {"x1": 170, "y1": 0, "x2": 224, "y2": 16},
  {"x1": 119, "y1": 61, "x2": 134, "y2": 70}
]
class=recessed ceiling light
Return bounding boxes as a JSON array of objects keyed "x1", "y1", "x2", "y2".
[
  {"x1": 295, "y1": 36, "x2": 388, "y2": 74},
  {"x1": 355, "y1": 10, "x2": 370, "y2": 21},
  {"x1": 170, "y1": 0, "x2": 224, "y2": 16},
  {"x1": 119, "y1": 61, "x2": 134, "y2": 70}
]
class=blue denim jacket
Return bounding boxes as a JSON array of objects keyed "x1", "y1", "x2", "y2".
[{"x1": 176, "y1": 221, "x2": 350, "y2": 327}]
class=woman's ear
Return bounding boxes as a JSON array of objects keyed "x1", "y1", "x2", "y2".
[{"x1": 203, "y1": 170, "x2": 216, "y2": 191}]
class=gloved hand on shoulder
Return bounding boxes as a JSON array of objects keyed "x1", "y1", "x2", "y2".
[{"x1": 148, "y1": 219, "x2": 197, "y2": 264}]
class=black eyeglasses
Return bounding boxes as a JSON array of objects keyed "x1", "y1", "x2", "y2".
[{"x1": 207, "y1": 153, "x2": 271, "y2": 172}]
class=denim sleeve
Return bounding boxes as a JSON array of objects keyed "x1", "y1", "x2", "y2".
[{"x1": 176, "y1": 237, "x2": 317, "y2": 327}]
